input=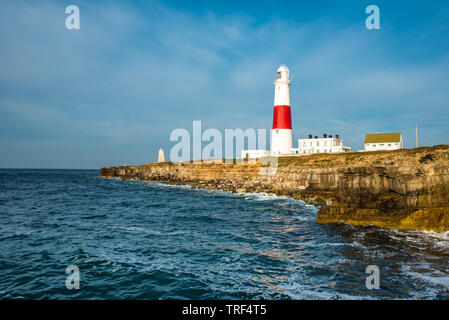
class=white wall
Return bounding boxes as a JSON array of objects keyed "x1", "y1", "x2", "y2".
[
  {"x1": 271, "y1": 129, "x2": 293, "y2": 155},
  {"x1": 274, "y1": 81, "x2": 290, "y2": 106},
  {"x1": 241, "y1": 149, "x2": 270, "y2": 159},
  {"x1": 364, "y1": 139, "x2": 403, "y2": 151},
  {"x1": 297, "y1": 137, "x2": 351, "y2": 154},
  {"x1": 274, "y1": 66, "x2": 290, "y2": 106}
]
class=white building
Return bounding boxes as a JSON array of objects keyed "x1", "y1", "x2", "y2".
[
  {"x1": 241, "y1": 149, "x2": 271, "y2": 159},
  {"x1": 364, "y1": 132, "x2": 403, "y2": 151},
  {"x1": 296, "y1": 134, "x2": 351, "y2": 155}
]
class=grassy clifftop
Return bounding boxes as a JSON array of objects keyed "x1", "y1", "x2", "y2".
[{"x1": 278, "y1": 145, "x2": 449, "y2": 168}]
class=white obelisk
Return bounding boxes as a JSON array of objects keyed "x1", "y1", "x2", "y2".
[{"x1": 158, "y1": 148, "x2": 165, "y2": 163}]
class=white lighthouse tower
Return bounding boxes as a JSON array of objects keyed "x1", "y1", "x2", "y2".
[{"x1": 271, "y1": 65, "x2": 293, "y2": 155}]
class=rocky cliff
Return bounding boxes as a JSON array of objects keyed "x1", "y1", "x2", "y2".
[{"x1": 99, "y1": 145, "x2": 449, "y2": 232}]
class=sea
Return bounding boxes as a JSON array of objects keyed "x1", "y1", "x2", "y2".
[{"x1": 0, "y1": 169, "x2": 448, "y2": 299}]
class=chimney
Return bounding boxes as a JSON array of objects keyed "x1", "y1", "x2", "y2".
[
  {"x1": 335, "y1": 134, "x2": 339, "y2": 139},
  {"x1": 323, "y1": 133, "x2": 327, "y2": 138},
  {"x1": 314, "y1": 136, "x2": 318, "y2": 139},
  {"x1": 308, "y1": 134, "x2": 313, "y2": 139},
  {"x1": 329, "y1": 135, "x2": 333, "y2": 138}
]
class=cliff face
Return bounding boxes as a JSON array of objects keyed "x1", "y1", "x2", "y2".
[{"x1": 99, "y1": 145, "x2": 449, "y2": 232}]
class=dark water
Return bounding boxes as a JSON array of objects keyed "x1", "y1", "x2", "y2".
[{"x1": 0, "y1": 169, "x2": 448, "y2": 299}]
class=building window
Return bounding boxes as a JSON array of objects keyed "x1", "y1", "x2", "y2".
[
  {"x1": 388, "y1": 144, "x2": 391, "y2": 146},
  {"x1": 303, "y1": 142, "x2": 306, "y2": 146},
  {"x1": 380, "y1": 144, "x2": 384, "y2": 146},
  {"x1": 373, "y1": 144, "x2": 376, "y2": 147},
  {"x1": 316, "y1": 142, "x2": 319, "y2": 146},
  {"x1": 324, "y1": 141, "x2": 327, "y2": 146}
]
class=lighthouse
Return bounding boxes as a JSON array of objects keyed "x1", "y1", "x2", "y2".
[{"x1": 271, "y1": 65, "x2": 293, "y2": 155}]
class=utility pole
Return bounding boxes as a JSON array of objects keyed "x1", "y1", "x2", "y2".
[{"x1": 416, "y1": 124, "x2": 418, "y2": 148}]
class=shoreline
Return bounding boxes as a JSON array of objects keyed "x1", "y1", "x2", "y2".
[
  {"x1": 101, "y1": 175, "x2": 449, "y2": 239},
  {"x1": 99, "y1": 145, "x2": 449, "y2": 232}
]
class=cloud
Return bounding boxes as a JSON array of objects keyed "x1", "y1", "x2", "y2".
[{"x1": 0, "y1": 0, "x2": 448, "y2": 167}]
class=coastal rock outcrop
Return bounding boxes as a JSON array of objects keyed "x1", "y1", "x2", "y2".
[{"x1": 100, "y1": 145, "x2": 449, "y2": 232}]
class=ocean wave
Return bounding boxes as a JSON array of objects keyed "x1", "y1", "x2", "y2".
[
  {"x1": 149, "y1": 182, "x2": 193, "y2": 190},
  {"x1": 401, "y1": 264, "x2": 449, "y2": 290},
  {"x1": 111, "y1": 225, "x2": 187, "y2": 236},
  {"x1": 241, "y1": 192, "x2": 291, "y2": 201},
  {"x1": 2, "y1": 169, "x2": 448, "y2": 299},
  {"x1": 383, "y1": 228, "x2": 449, "y2": 251}
]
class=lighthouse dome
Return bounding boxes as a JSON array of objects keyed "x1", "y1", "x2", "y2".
[
  {"x1": 277, "y1": 64, "x2": 289, "y2": 73},
  {"x1": 276, "y1": 64, "x2": 289, "y2": 81}
]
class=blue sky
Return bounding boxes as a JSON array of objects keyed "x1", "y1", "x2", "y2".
[{"x1": 1, "y1": 0, "x2": 449, "y2": 168}]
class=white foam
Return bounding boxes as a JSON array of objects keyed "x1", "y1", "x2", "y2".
[
  {"x1": 240, "y1": 192, "x2": 313, "y2": 208},
  {"x1": 385, "y1": 228, "x2": 449, "y2": 250},
  {"x1": 146, "y1": 181, "x2": 192, "y2": 190},
  {"x1": 401, "y1": 264, "x2": 449, "y2": 290},
  {"x1": 417, "y1": 230, "x2": 449, "y2": 241},
  {"x1": 242, "y1": 192, "x2": 290, "y2": 201},
  {"x1": 277, "y1": 280, "x2": 370, "y2": 300},
  {"x1": 112, "y1": 225, "x2": 186, "y2": 236},
  {"x1": 293, "y1": 214, "x2": 315, "y2": 221}
]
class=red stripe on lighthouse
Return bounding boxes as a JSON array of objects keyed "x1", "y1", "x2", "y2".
[{"x1": 272, "y1": 105, "x2": 292, "y2": 129}]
